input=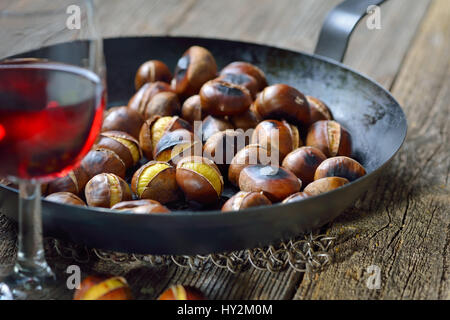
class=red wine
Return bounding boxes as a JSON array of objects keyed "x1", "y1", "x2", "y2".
[{"x1": 0, "y1": 61, "x2": 104, "y2": 180}]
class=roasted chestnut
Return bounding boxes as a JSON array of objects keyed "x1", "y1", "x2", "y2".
[
  {"x1": 281, "y1": 146, "x2": 327, "y2": 186},
  {"x1": 111, "y1": 199, "x2": 170, "y2": 214},
  {"x1": 95, "y1": 131, "x2": 142, "y2": 168},
  {"x1": 74, "y1": 275, "x2": 133, "y2": 300},
  {"x1": 85, "y1": 173, "x2": 132, "y2": 208},
  {"x1": 81, "y1": 148, "x2": 126, "y2": 179},
  {"x1": 176, "y1": 156, "x2": 224, "y2": 205},
  {"x1": 203, "y1": 130, "x2": 246, "y2": 174},
  {"x1": 216, "y1": 72, "x2": 259, "y2": 98},
  {"x1": 45, "y1": 192, "x2": 86, "y2": 206},
  {"x1": 306, "y1": 96, "x2": 333, "y2": 124},
  {"x1": 314, "y1": 156, "x2": 366, "y2": 182},
  {"x1": 46, "y1": 166, "x2": 90, "y2": 196},
  {"x1": 306, "y1": 120, "x2": 352, "y2": 157},
  {"x1": 199, "y1": 80, "x2": 252, "y2": 116},
  {"x1": 128, "y1": 81, "x2": 174, "y2": 115},
  {"x1": 239, "y1": 165, "x2": 301, "y2": 202},
  {"x1": 171, "y1": 46, "x2": 217, "y2": 99},
  {"x1": 222, "y1": 191, "x2": 271, "y2": 212},
  {"x1": 181, "y1": 95, "x2": 203, "y2": 124},
  {"x1": 230, "y1": 104, "x2": 262, "y2": 131},
  {"x1": 153, "y1": 129, "x2": 201, "y2": 164},
  {"x1": 158, "y1": 285, "x2": 204, "y2": 300},
  {"x1": 228, "y1": 144, "x2": 273, "y2": 187},
  {"x1": 201, "y1": 115, "x2": 234, "y2": 143},
  {"x1": 139, "y1": 115, "x2": 192, "y2": 160},
  {"x1": 303, "y1": 177, "x2": 349, "y2": 195},
  {"x1": 102, "y1": 106, "x2": 144, "y2": 139},
  {"x1": 254, "y1": 84, "x2": 311, "y2": 128},
  {"x1": 143, "y1": 91, "x2": 180, "y2": 120},
  {"x1": 131, "y1": 161, "x2": 179, "y2": 204},
  {"x1": 251, "y1": 119, "x2": 301, "y2": 162},
  {"x1": 135, "y1": 60, "x2": 172, "y2": 90},
  {"x1": 220, "y1": 61, "x2": 268, "y2": 91},
  {"x1": 281, "y1": 192, "x2": 312, "y2": 204}
]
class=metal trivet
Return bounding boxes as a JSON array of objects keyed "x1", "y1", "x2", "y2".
[{"x1": 47, "y1": 233, "x2": 335, "y2": 273}]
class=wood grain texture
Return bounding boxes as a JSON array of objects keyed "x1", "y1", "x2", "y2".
[{"x1": 294, "y1": 0, "x2": 449, "y2": 300}]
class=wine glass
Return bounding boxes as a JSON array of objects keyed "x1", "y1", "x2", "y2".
[{"x1": 0, "y1": 0, "x2": 105, "y2": 299}]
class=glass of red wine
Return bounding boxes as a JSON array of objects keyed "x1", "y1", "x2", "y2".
[{"x1": 0, "y1": 0, "x2": 105, "y2": 299}]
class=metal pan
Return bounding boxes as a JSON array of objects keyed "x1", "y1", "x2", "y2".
[{"x1": 0, "y1": 0, "x2": 406, "y2": 255}]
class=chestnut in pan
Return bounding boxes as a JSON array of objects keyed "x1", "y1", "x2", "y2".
[{"x1": 314, "y1": 156, "x2": 366, "y2": 182}]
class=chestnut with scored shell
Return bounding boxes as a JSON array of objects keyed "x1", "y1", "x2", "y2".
[
  {"x1": 251, "y1": 119, "x2": 301, "y2": 162},
  {"x1": 220, "y1": 61, "x2": 268, "y2": 91},
  {"x1": 200, "y1": 80, "x2": 252, "y2": 116},
  {"x1": 153, "y1": 129, "x2": 201, "y2": 164},
  {"x1": 45, "y1": 192, "x2": 86, "y2": 206},
  {"x1": 254, "y1": 84, "x2": 311, "y2": 128},
  {"x1": 282, "y1": 146, "x2": 327, "y2": 186},
  {"x1": 228, "y1": 144, "x2": 273, "y2": 187},
  {"x1": 303, "y1": 177, "x2": 349, "y2": 196},
  {"x1": 47, "y1": 166, "x2": 90, "y2": 196},
  {"x1": 181, "y1": 95, "x2": 203, "y2": 124},
  {"x1": 135, "y1": 60, "x2": 172, "y2": 90},
  {"x1": 216, "y1": 72, "x2": 259, "y2": 98},
  {"x1": 102, "y1": 106, "x2": 144, "y2": 139},
  {"x1": 131, "y1": 161, "x2": 179, "y2": 204},
  {"x1": 306, "y1": 96, "x2": 333, "y2": 124},
  {"x1": 81, "y1": 148, "x2": 126, "y2": 179},
  {"x1": 143, "y1": 91, "x2": 180, "y2": 120},
  {"x1": 282, "y1": 192, "x2": 312, "y2": 204},
  {"x1": 158, "y1": 285, "x2": 204, "y2": 300},
  {"x1": 239, "y1": 165, "x2": 301, "y2": 202},
  {"x1": 96, "y1": 131, "x2": 142, "y2": 168},
  {"x1": 176, "y1": 156, "x2": 224, "y2": 205},
  {"x1": 314, "y1": 156, "x2": 366, "y2": 182},
  {"x1": 306, "y1": 120, "x2": 352, "y2": 158},
  {"x1": 171, "y1": 46, "x2": 217, "y2": 99},
  {"x1": 85, "y1": 173, "x2": 132, "y2": 208},
  {"x1": 74, "y1": 275, "x2": 133, "y2": 300},
  {"x1": 222, "y1": 191, "x2": 271, "y2": 212},
  {"x1": 128, "y1": 81, "x2": 174, "y2": 116},
  {"x1": 111, "y1": 199, "x2": 170, "y2": 214},
  {"x1": 201, "y1": 115, "x2": 234, "y2": 143}
]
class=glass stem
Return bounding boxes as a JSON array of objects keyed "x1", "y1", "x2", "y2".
[{"x1": 15, "y1": 180, "x2": 52, "y2": 278}]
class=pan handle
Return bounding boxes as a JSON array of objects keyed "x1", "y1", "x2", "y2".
[{"x1": 314, "y1": 0, "x2": 386, "y2": 62}]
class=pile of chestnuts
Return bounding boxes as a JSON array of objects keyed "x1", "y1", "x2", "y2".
[{"x1": 42, "y1": 45, "x2": 366, "y2": 213}]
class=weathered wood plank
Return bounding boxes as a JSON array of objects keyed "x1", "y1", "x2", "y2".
[{"x1": 294, "y1": 0, "x2": 450, "y2": 300}]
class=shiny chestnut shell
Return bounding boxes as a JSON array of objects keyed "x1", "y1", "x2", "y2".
[
  {"x1": 222, "y1": 191, "x2": 271, "y2": 212},
  {"x1": 128, "y1": 81, "x2": 174, "y2": 115},
  {"x1": 314, "y1": 156, "x2": 366, "y2": 182},
  {"x1": 135, "y1": 60, "x2": 172, "y2": 90},
  {"x1": 95, "y1": 131, "x2": 142, "y2": 168},
  {"x1": 45, "y1": 192, "x2": 86, "y2": 206},
  {"x1": 81, "y1": 148, "x2": 126, "y2": 179},
  {"x1": 158, "y1": 285, "x2": 204, "y2": 300},
  {"x1": 216, "y1": 73, "x2": 259, "y2": 98},
  {"x1": 239, "y1": 165, "x2": 301, "y2": 202},
  {"x1": 201, "y1": 115, "x2": 234, "y2": 143},
  {"x1": 131, "y1": 161, "x2": 179, "y2": 204},
  {"x1": 181, "y1": 95, "x2": 203, "y2": 124},
  {"x1": 200, "y1": 80, "x2": 252, "y2": 116},
  {"x1": 230, "y1": 104, "x2": 262, "y2": 131},
  {"x1": 85, "y1": 173, "x2": 132, "y2": 208},
  {"x1": 254, "y1": 84, "x2": 311, "y2": 128},
  {"x1": 282, "y1": 146, "x2": 327, "y2": 186},
  {"x1": 228, "y1": 144, "x2": 272, "y2": 187},
  {"x1": 303, "y1": 177, "x2": 349, "y2": 196},
  {"x1": 281, "y1": 192, "x2": 312, "y2": 204},
  {"x1": 47, "y1": 166, "x2": 90, "y2": 195},
  {"x1": 102, "y1": 106, "x2": 144, "y2": 139},
  {"x1": 153, "y1": 129, "x2": 201, "y2": 165},
  {"x1": 74, "y1": 275, "x2": 133, "y2": 300},
  {"x1": 220, "y1": 61, "x2": 268, "y2": 91},
  {"x1": 143, "y1": 91, "x2": 180, "y2": 120},
  {"x1": 171, "y1": 46, "x2": 217, "y2": 99},
  {"x1": 111, "y1": 199, "x2": 170, "y2": 214},
  {"x1": 306, "y1": 120, "x2": 352, "y2": 157},
  {"x1": 306, "y1": 96, "x2": 333, "y2": 124}
]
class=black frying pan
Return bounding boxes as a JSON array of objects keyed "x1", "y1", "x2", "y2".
[{"x1": 0, "y1": 0, "x2": 406, "y2": 255}]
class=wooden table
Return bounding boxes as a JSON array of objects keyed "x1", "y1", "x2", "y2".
[{"x1": 0, "y1": 0, "x2": 448, "y2": 299}]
